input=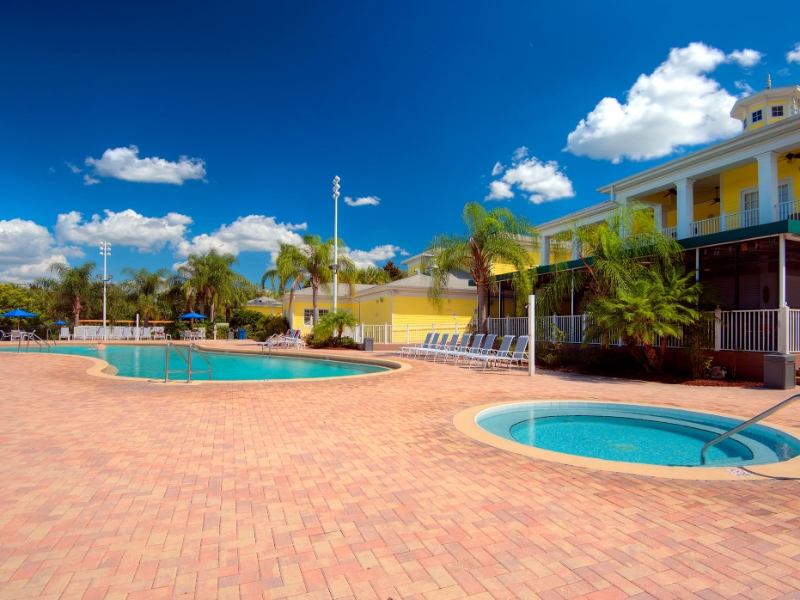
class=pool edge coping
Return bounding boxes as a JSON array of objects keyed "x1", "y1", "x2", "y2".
[
  {"x1": 453, "y1": 400, "x2": 800, "y2": 481},
  {"x1": 2, "y1": 343, "x2": 409, "y2": 383}
]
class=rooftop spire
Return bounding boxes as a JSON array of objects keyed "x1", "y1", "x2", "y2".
[{"x1": 767, "y1": 73, "x2": 772, "y2": 89}]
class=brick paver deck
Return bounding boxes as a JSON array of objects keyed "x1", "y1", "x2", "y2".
[{"x1": 2, "y1": 347, "x2": 800, "y2": 599}]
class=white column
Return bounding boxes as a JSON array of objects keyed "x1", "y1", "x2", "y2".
[
  {"x1": 528, "y1": 295, "x2": 535, "y2": 377},
  {"x1": 779, "y1": 234, "x2": 787, "y2": 308},
  {"x1": 757, "y1": 151, "x2": 779, "y2": 225},
  {"x1": 540, "y1": 235, "x2": 551, "y2": 266},
  {"x1": 675, "y1": 178, "x2": 695, "y2": 240}
]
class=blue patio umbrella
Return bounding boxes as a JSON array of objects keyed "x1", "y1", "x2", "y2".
[
  {"x1": 178, "y1": 312, "x2": 207, "y2": 319},
  {"x1": 1, "y1": 308, "x2": 38, "y2": 329},
  {"x1": 54, "y1": 320, "x2": 69, "y2": 325}
]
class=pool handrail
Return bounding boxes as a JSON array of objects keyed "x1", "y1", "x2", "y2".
[
  {"x1": 700, "y1": 393, "x2": 800, "y2": 464},
  {"x1": 165, "y1": 342, "x2": 213, "y2": 382}
]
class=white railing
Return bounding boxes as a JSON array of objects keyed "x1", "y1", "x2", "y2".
[
  {"x1": 662, "y1": 226, "x2": 677, "y2": 239},
  {"x1": 778, "y1": 199, "x2": 800, "y2": 221},
  {"x1": 355, "y1": 323, "x2": 464, "y2": 344},
  {"x1": 689, "y1": 216, "x2": 720, "y2": 238},
  {"x1": 487, "y1": 316, "x2": 528, "y2": 338},
  {"x1": 790, "y1": 310, "x2": 800, "y2": 353},
  {"x1": 719, "y1": 309, "x2": 778, "y2": 353},
  {"x1": 725, "y1": 208, "x2": 759, "y2": 231}
]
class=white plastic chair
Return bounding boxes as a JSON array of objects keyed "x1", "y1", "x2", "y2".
[{"x1": 59, "y1": 327, "x2": 71, "y2": 340}]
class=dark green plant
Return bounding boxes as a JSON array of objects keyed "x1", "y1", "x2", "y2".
[
  {"x1": 684, "y1": 314, "x2": 714, "y2": 379},
  {"x1": 313, "y1": 309, "x2": 358, "y2": 346},
  {"x1": 229, "y1": 309, "x2": 265, "y2": 330}
]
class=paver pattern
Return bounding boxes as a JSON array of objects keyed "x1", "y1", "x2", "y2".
[{"x1": 2, "y1": 346, "x2": 800, "y2": 599}]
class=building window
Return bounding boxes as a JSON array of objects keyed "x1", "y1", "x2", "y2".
[
  {"x1": 772, "y1": 105, "x2": 784, "y2": 118},
  {"x1": 743, "y1": 189, "x2": 759, "y2": 212},
  {"x1": 779, "y1": 183, "x2": 790, "y2": 204},
  {"x1": 752, "y1": 109, "x2": 763, "y2": 123},
  {"x1": 303, "y1": 308, "x2": 329, "y2": 326}
]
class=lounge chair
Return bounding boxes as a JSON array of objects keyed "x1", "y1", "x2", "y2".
[
  {"x1": 428, "y1": 333, "x2": 471, "y2": 363},
  {"x1": 122, "y1": 327, "x2": 133, "y2": 340},
  {"x1": 422, "y1": 333, "x2": 459, "y2": 360},
  {"x1": 141, "y1": 327, "x2": 152, "y2": 340},
  {"x1": 283, "y1": 330, "x2": 305, "y2": 349},
  {"x1": 494, "y1": 336, "x2": 529, "y2": 370},
  {"x1": 441, "y1": 333, "x2": 484, "y2": 365},
  {"x1": 469, "y1": 335, "x2": 515, "y2": 370},
  {"x1": 266, "y1": 329, "x2": 292, "y2": 347},
  {"x1": 10, "y1": 330, "x2": 27, "y2": 341},
  {"x1": 416, "y1": 333, "x2": 452, "y2": 360},
  {"x1": 397, "y1": 333, "x2": 432, "y2": 356},
  {"x1": 0, "y1": 330, "x2": 8, "y2": 341},
  {"x1": 409, "y1": 333, "x2": 440, "y2": 358},
  {"x1": 452, "y1": 334, "x2": 498, "y2": 366},
  {"x1": 153, "y1": 327, "x2": 165, "y2": 340},
  {"x1": 59, "y1": 327, "x2": 70, "y2": 340}
]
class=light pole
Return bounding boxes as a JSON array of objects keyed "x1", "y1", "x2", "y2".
[
  {"x1": 332, "y1": 176, "x2": 340, "y2": 312},
  {"x1": 98, "y1": 241, "x2": 112, "y2": 340}
]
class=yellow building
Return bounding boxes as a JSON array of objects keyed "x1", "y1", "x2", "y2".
[{"x1": 245, "y1": 296, "x2": 283, "y2": 317}]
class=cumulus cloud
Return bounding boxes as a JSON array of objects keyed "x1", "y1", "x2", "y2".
[
  {"x1": 55, "y1": 209, "x2": 192, "y2": 252},
  {"x1": 787, "y1": 43, "x2": 800, "y2": 64},
  {"x1": 728, "y1": 49, "x2": 763, "y2": 68},
  {"x1": 565, "y1": 42, "x2": 744, "y2": 163},
  {"x1": 778, "y1": 67, "x2": 791, "y2": 76},
  {"x1": 0, "y1": 219, "x2": 72, "y2": 284},
  {"x1": 344, "y1": 244, "x2": 406, "y2": 269},
  {"x1": 485, "y1": 180, "x2": 514, "y2": 200},
  {"x1": 486, "y1": 154, "x2": 575, "y2": 204},
  {"x1": 735, "y1": 80, "x2": 754, "y2": 94},
  {"x1": 83, "y1": 174, "x2": 100, "y2": 186},
  {"x1": 66, "y1": 161, "x2": 82, "y2": 174},
  {"x1": 175, "y1": 215, "x2": 306, "y2": 258},
  {"x1": 344, "y1": 196, "x2": 380, "y2": 207},
  {"x1": 491, "y1": 161, "x2": 504, "y2": 176},
  {"x1": 84, "y1": 145, "x2": 206, "y2": 185}
]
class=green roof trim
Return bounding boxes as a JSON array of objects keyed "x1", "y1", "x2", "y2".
[{"x1": 478, "y1": 219, "x2": 800, "y2": 284}]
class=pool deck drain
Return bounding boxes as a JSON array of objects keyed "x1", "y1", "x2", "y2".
[{"x1": 2, "y1": 345, "x2": 800, "y2": 598}]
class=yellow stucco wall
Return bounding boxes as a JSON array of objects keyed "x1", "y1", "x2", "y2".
[
  {"x1": 286, "y1": 299, "x2": 358, "y2": 334},
  {"x1": 390, "y1": 296, "x2": 476, "y2": 328},
  {"x1": 721, "y1": 163, "x2": 758, "y2": 215},
  {"x1": 358, "y1": 295, "x2": 394, "y2": 326},
  {"x1": 405, "y1": 260, "x2": 427, "y2": 275},
  {"x1": 246, "y1": 305, "x2": 282, "y2": 317}
]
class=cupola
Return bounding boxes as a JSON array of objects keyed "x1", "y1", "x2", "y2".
[{"x1": 730, "y1": 77, "x2": 800, "y2": 133}]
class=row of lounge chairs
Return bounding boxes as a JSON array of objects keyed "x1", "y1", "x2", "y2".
[
  {"x1": 263, "y1": 329, "x2": 305, "y2": 349},
  {"x1": 397, "y1": 332, "x2": 529, "y2": 371},
  {"x1": 66, "y1": 326, "x2": 169, "y2": 340}
]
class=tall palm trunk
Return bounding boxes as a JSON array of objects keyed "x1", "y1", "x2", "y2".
[
  {"x1": 476, "y1": 286, "x2": 489, "y2": 334},
  {"x1": 72, "y1": 296, "x2": 82, "y2": 328},
  {"x1": 311, "y1": 285, "x2": 319, "y2": 325}
]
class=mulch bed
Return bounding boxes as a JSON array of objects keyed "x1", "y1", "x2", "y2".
[{"x1": 537, "y1": 364, "x2": 763, "y2": 387}]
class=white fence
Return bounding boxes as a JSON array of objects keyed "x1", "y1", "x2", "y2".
[
  {"x1": 689, "y1": 216, "x2": 721, "y2": 237},
  {"x1": 354, "y1": 323, "x2": 465, "y2": 344},
  {"x1": 489, "y1": 308, "x2": 784, "y2": 353},
  {"x1": 778, "y1": 199, "x2": 800, "y2": 221},
  {"x1": 790, "y1": 309, "x2": 800, "y2": 353}
]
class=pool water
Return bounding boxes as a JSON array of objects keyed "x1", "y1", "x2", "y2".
[
  {"x1": 0, "y1": 345, "x2": 388, "y2": 380},
  {"x1": 477, "y1": 402, "x2": 800, "y2": 468}
]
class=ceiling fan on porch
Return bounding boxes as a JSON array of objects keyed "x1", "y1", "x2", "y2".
[
  {"x1": 786, "y1": 152, "x2": 797, "y2": 163},
  {"x1": 702, "y1": 187, "x2": 721, "y2": 205},
  {"x1": 662, "y1": 187, "x2": 677, "y2": 197}
]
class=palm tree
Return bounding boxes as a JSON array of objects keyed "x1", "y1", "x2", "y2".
[
  {"x1": 427, "y1": 202, "x2": 537, "y2": 334},
  {"x1": 271, "y1": 234, "x2": 356, "y2": 326},
  {"x1": 537, "y1": 201, "x2": 683, "y2": 316},
  {"x1": 313, "y1": 309, "x2": 359, "y2": 346},
  {"x1": 586, "y1": 266, "x2": 701, "y2": 372},
  {"x1": 179, "y1": 249, "x2": 246, "y2": 321},
  {"x1": 37, "y1": 262, "x2": 98, "y2": 327},
  {"x1": 351, "y1": 266, "x2": 392, "y2": 285},
  {"x1": 121, "y1": 267, "x2": 171, "y2": 325}
]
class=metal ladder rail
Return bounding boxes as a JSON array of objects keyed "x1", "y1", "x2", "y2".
[
  {"x1": 187, "y1": 343, "x2": 213, "y2": 381},
  {"x1": 18, "y1": 333, "x2": 50, "y2": 354},
  {"x1": 164, "y1": 342, "x2": 190, "y2": 382},
  {"x1": 701, "y1": 393, "x2": 800, "y2": 464}
]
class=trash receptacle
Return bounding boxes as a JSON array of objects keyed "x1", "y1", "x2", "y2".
[
  {"x1": 237, "y1": 328, "x2": 247, "y2": 340},
  {"x1": 363, "y1": 337, "x2": 374, "y2": 352},
  {"x1": 227, "y1": 331, "x2": 234, "y2": 340},
  {"x1": 764, "y1": 353, "x2": 796, "y2": 390}
]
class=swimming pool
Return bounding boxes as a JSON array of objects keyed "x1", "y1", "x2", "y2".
[
  {"x1": 476, "y1": 402, "x2": 800, "y2": 468},
  {"x1": 0, "y1": 344, "x2": 390, "y2": 380}
]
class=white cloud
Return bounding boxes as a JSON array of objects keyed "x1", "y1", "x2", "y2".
[
  {"x1": 83, "y1": 174, "x2": 100, "y2": 186},
  {"x1": 485, "y1": 180, "x2": 515, "y2": 201},
  {"x1": 728, "y1": 49, "x2": 763, "y2": 68},
  {"x1": 175, "y1": 215, "x2": 306, "y2": 258},
  {"x1": 66, "y1": 161, "x2": 82, "y2": 174},
  {"x1": 84, "y1": 145, "x2": 206, "y2": 185},
  {"x1": 734, "y1": 80, "x2": 754, "y2": 94},
  {"x1": 565, "y1": 42, "x2": 743, "y2": 163},
  {"x1": 48, "y1": 167, "x2": 55, "y2": 174},
  {"x1": 0, "y1": 219, "x2": 72, "y2": 284},
  {"x1": 787, "y1": 43, "x2": 800, "y2": 64},
  {"x1": 778, "y1": 67, "x2": 791, "y2": 76},
  {"x1": 485, "y1": 155, "x2": 574, "y2": 203},
  {"x1": 343, "y1": 196, "x2": 380, "y2": 207},
  {"x1": 344, "y1": 244, "x2": 406, "y2": 269},
  {"x1": 491, "y1": 161, "x2": 504, "y2": 176},
  {"x1": 55, "y1": 209, "x2": 192, "y2": 252},
  {"x1": 512, "y1": 146, "x2": 528, "y2": 161}
]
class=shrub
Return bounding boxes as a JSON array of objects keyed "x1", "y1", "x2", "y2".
[{"x1": 229, "y1": 309, "x2": 264, "y2": 330}]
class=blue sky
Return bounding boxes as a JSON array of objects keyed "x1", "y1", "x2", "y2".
[{"x1": 2, "y1": 1, "x2": 800, "y2": 285}]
